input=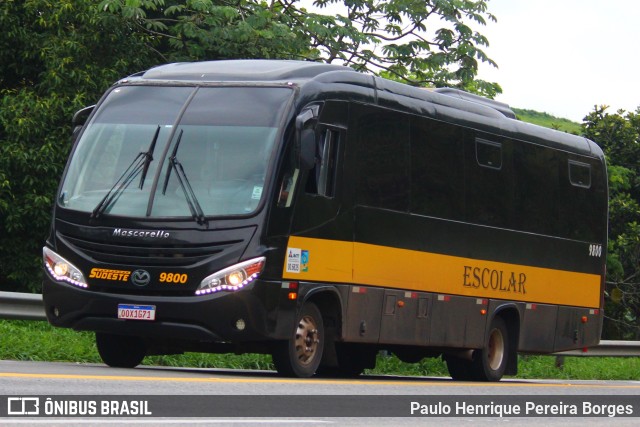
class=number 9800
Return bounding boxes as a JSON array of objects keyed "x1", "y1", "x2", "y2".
[{"x1": 159, "y1": 272, "x2": 188, "y2": 284}]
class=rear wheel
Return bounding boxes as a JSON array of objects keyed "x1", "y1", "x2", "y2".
[
  {"x1": 471, "y1": 316, "x2": 509, "y2": 381},
  {"x1": 445, "y1": 355, "x2": 474, "y2": 381},
  {"x1": 272, "y1": 302, "x2": 324, "y2": 378},
  {"x1": 394, "y1": 348, "x2": 426, "y2": 364},
  {"x1": 96, "y1": 333, "x2": 146, "y2": 368}
]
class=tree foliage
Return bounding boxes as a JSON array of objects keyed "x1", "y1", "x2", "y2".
[
  {"x1": 98, "y1": 0, "x2": 501, "y2": 96},
  {"x1": 583, "y1": 106, "x2": 640, "y2": 339},
  {"x1": 1, "y1": 0, "x2": 501, "y2": 292},
  {"x1": 0, "y1": 0, "x2": 157, "y2": 291}
]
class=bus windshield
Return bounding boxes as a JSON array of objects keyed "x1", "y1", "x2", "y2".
[{"x1": 59, "y1": 85, "x2": 292, "y2": 218}]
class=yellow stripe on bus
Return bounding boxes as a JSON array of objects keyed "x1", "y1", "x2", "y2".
[{"x1": 283, "y1": 236, "x2": 601, "y2": 308}]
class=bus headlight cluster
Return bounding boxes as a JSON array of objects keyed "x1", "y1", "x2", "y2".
[
  {"x1": 43, "y1": 247, "x2": 88, "y2": 288},
  {"x1": 196, "y1": 257, "x2": 265, "y2": 295}
]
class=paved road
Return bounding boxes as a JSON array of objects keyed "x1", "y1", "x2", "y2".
[{"x1": 1, "y1": 360, "x2": 639, "y2": 425}]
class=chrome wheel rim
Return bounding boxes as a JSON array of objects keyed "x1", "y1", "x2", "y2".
[
  {"x1": 294, "y1": 314, "x2": 320, "y2": 366},
  {"x1": 487, "y1": 327, "x2": 505, "y2": 370}
]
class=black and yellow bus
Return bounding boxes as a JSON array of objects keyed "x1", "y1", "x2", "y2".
[{"x1": 42, "y1": 60, "x2": 608, "y2": 381}]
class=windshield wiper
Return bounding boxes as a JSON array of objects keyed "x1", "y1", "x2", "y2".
[
  {"x1": 162, "y1": 130, "x2": 207, "y2": 225},
  {"x1": 91, "y1": 126, "x2": 161, "y2": 219},
  {"x1": 139, "y1": 125, "x2": 161, "y2": 189}
]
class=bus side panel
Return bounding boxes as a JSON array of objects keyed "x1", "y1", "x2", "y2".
[
  {"x1": 343, "y1": 286, "x2": 384, "y2": 343},
  {"x1": 518, "y1": 303, "x2": 558, "y2": 353},
  {"x1": 378, "y1": 290, "x2": 431, "y2": 345},
  {"x1": 554, "y1": 306, "x2": 602, "y2": 352},
  {"x1": 427, "y1": 295, "x2": 487, "y2": 348},
  {"x1": 582, "y1": 306, "x2": 602, "y2": 348}
]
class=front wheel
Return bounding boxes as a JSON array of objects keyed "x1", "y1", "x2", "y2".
[
  {"x1": 96, "y1": 333, "x2": 146, "y2": 368},
  {"x1": 272, "y1": 302, "x2": 324, "y2": 378},
  {"x1": 472, "y1": 316, "x2": 509, "y2": 381}
]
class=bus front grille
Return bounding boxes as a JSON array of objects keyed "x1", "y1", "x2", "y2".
[{"x1": 58, "y1": 233, "x2": 243, "y2": 267}]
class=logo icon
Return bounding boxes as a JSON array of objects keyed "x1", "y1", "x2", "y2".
[
  {"x1": 130, "y1": 270, "x2": 151, "y2": 287},
  {"x1": 7, "y1": 397, "x2": 40, "y2": 415}
]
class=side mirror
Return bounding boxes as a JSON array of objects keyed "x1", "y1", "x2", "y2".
[
  {"x1": 72, "y1": 105, "x2": 95, "y2": 128},
  {"x1": 70, "y1": 105, "x2": 95, "y2": 143}
]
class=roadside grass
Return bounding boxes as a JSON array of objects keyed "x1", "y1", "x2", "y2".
[{"x1": 2, "y1": 320, "x2": 639, "y2": 380}]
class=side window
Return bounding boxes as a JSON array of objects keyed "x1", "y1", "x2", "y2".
[
  {"x1": 317, "y1": 129, "x2": 339, "y2": 197},
  {"x1": 512, "y1": 142, "x2": 559, "y2": 236},
  {"x1": 558, "y1": 159, "x2": 597, "y2": 240},
  {"x1": 568, "y1": 160, "x2": 591, "y2": 188},
  {"x1": 467, "y1": 134, "x2": 512, "y2": 228},
  {"x1": 355, "y1": 107, "x2": 410, "y2": 212},
  {"x1": 306, "y1": 129, "x2": 339, "y2": 198},
  {"x1": 411, "y1": 117, "x2": 465, "y2": 220},
  {"x1": 476, "y1": 138, "x2": 502, "y2": 169}
]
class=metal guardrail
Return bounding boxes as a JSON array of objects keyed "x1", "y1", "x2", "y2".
[
  {"x1": 0, "y1": 291, "x2": 46, "y2": 321},
  {"x1": 1, "y1": 291, "x2": 639, "y2": 356},
  {"x1": 552, "y1": 340, "x2": 640, "y2": 357}
]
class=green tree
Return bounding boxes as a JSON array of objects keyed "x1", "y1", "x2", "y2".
[
  {"x1": 0, "y1": 0, "x2": 157, "y2": 291},
  {"x1": 98, "y1": 0, "x2": 501, "y2": 96},
  {"x1": 2, "y1": 0, "x2": 501, "y2": 292},
  {"x1": 583, "y1": 106, "x2": 640, "y2": 339},
  {"x1": 99, "y1": 0, "x2": 313, "y2": 62},
  {"x1": 1, "y1": 0, "x2": 500, "y2": 292}
]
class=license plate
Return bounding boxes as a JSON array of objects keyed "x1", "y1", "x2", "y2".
[{"x1": 117, "y1": 304, "x2": 156, "y2": 321}]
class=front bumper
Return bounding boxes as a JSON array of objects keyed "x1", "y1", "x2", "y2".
[{"x1": 42, "y1": 275, "x2": 292, "y2": 345}]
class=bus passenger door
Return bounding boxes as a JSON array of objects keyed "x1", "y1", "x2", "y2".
[
  {"x1": 274, "y1": 102, "x2": 354, "y2": 296},
  {"x1": 271, "y1": 102, "x2": 351, "y2": 287},
  {"x1": 288, "y1": 101, "x2": 351, "y2": 265},
  {"x1": 290, "y1": 124, "x2": 348, "y2": 242}
]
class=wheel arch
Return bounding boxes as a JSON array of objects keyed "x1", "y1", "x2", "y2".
[
  {"x1": 301, "y1": 285, "x2": 344, "y2": 337},
  {"x1": 300, "y1": 285, "x2": 345, "y2": 369},
  {"x1": 491, "y1": 303, "x2": 521, "y2": 376}
]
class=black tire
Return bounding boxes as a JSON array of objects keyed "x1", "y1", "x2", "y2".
[
  {"x1": 272, "y1": 302, "x2": 324, "y2": 378},
  {"x1": 318, "y1": 344, "x2": 376, "y2": 378},
  {"x1": 394, "y1": 348, "x2": 425, "y2": 364},
  {"x1": 96, "y1": 333, "x2": 146, "y2": 368},
  {"x1": 445, "y1": 356, "x2": 474, "y2": 381},
  {"x1": 336, "y1": 344, "x2": 376, "y2": 377},
  {"x1": 471, "y1": 316, "x2": 509, "y2": 381}
]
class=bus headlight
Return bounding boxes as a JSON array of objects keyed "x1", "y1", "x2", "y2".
[
  {"x1": 196, "y1": 257, "x2": 265, "y2": 295},
  {"x1": 43, "y1": 247, "x2": 88, "y2": 288}
]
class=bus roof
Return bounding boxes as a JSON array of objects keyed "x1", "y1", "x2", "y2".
[
  {"x1": 139, "y1": 59, "x2": 353, "y2": 83},
  {"x1": 128, "y1": 60, "x2": 602, "y2": 159}
]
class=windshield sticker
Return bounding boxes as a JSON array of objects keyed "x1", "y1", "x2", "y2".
[{"x1": 251, "y1": 186, "x2": 263, "y2": 200}]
